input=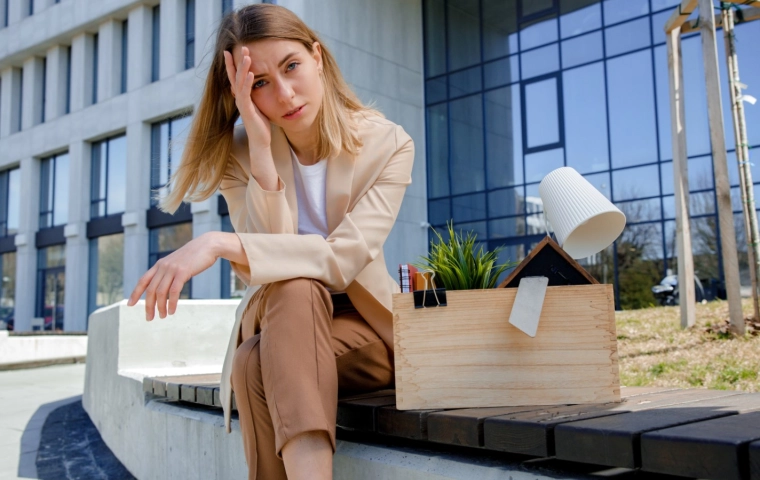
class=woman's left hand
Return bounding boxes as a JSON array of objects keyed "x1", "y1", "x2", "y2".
[{"x1": 127, "y1": 232, "x2": 220, "y2": 320}]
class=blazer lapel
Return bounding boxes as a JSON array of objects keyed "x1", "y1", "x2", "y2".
[
  {"x1": 270, "y1": 125, "x2": 298, "y2": 232},
  {"x1": 326, "y1": 148, "x2": 355, "y2": 234}
]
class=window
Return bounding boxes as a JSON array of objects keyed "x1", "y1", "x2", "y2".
[
  {"x1": 121, "y1": 20, "x2": 128, "y2": 94},
  {"x1": 92, "y1": 33, "x2": 99, "y2": 105},
  {"x1": 220, "y1": 216, "x2": 246, "y2": 298},
  {"x1": 0, "y1": 168, "x2": 20, "y2": 237},
  {"x1": 151, "y1": 5, "x2": 160, "y2": 82},
  {"x1": 39, "y1": 153, "x2": 69, "y2": 229},
  {"x1": 222, "y1": 0, "x2": 233, "y2": 15},
  {"x1": 185, "y1": 0, "x2": 195, "y2": 69},
  {"x1": 91, "y1": 135, "x2": 127, "y2": 218},
  {"x1": 41, "y1": 57, "x2": 47, "y2": 123},
  {"x1": 28, "y1": 0, "x2": 33, "y2": 16},
  {"x1": 65, "y1": 46, "x2": 71, "y2": 114},
  {"x1": 2, "y1": 0, "x2": 8, "y2": 28},
  {"x1": 36, "y1": 245, "x2": 65, "y2": 331},
  {"x1": 0, "y1": 251, "x2": 16, "y2": 330},
  {"x1": 150, "y1": 115, "x2": 192, "y2": 207},
  {"x1": 88, "y1": 233, "x2": 123, "y2": 315},
  {"x1": 17, "y1": 69, "x2": 23, "y2": 132}
]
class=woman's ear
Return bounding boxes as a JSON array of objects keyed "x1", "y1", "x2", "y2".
[{"x1": 312, "y1": 41, "x2": 323, "y2": 71}]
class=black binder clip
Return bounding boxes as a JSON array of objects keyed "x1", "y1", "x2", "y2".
[{"x1": 413, "y1": 270, "x2": 447, "y2": 309}]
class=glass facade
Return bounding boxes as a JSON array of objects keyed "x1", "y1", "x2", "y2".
[
  {"x1": 423, "y1": 0, "x2": 760, "y2": 308},
  {"x1": 36, "y1": 245, "x2": 65, "y2": 331},
  {"x1": 39, "y1": 153, "x2": 69, "y2": 228},
  {"x1": 91, "y1": 134, "x2": 127, "y2": 218},
  {"x1": 88, "y1": 233, "x2": 124, "y2": 315},
  {"x1": 150, "y1": 115, "x2": 192, "y2": 207},
  {"x1": 0, "y1": 251, "x2": 16, "y2": 330}
]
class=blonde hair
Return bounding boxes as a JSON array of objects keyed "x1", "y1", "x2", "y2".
[{"x1": 157, "y1": 3, "x2": 382, "y2": 213}]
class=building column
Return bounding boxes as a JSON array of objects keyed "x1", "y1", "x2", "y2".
[
  {"x1": 191, "y1": 197, "x2": 222, "y2": 298},
  {"x1": 21, "y1": 57, "x2": 44, "y2": 129},
  {"x1": 69, "y1": 33, "x2": 95, "y2": 112},
  {"x1": 0, "y1": 68, "x2": 22, "y2": 137},
  {"x1": 127, "y1": 5, "x2": 153, "y2": 92},
  {"x1": 195, "y1": 0, "x2": 222, "y2": 73},
  {"x1": 160, "y1": 0, "x2": 185, "y2": 79},
  {"x1": 44, "y1": 46, "x2": 68, "y2": 122},
  {"x1": 122, "y1": 122, "x2": 151, "y2": 299},
  {"x1": 13, "y1": 157, "x2": 39, "y2": 332},
  {"x1": 97, "y1": 20, "x2": 122, "y2": 102},
  {"x1": 63, "y1": 141, "x2": 90, "y2": 332}
]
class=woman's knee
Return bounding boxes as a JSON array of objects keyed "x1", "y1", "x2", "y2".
[
  {"x1": 231, "y1": 335, "x2": 262, "y2": 394},
  {"x1": 266, "y1": 278, "x2": 332, "y2": 313}
]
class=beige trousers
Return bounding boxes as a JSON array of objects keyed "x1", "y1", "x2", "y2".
[{"x1": 230, "y1": 278, "x2": 395, "y2": 480}]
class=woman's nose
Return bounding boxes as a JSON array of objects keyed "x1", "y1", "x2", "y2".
[{"x1": 276, "y1": 80, "x2": 295, "y2": 102}]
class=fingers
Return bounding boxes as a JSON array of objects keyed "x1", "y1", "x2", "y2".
[
  {"x1": 223, "y1": 51, "x2": 237, "y2": 97},
  {"x1": 154, "y1": 272, "x2": 175, "y2": 319},
  {"x1": 223, "y1": 48, "x2": 253, "y2": 99},
  {"x1": 167, "y1": 278, "x2": 185, "y2": 316},
  {"x1": 127, "y1": 266, "x2": 156, "y2": 306},
  {"x1": 144, "y1": 268, "x2": 166, "y2": 321}
]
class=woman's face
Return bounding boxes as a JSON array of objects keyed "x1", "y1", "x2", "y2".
[{"x1": 231, "y1": 38, "x2": 324, "y2": 136}]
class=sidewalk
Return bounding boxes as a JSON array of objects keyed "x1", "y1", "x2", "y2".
[{"x1": 0, "y1": 363, "x2": 86, "y2": 479}]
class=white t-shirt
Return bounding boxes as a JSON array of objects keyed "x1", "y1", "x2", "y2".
[{"x1": 290, "y1": 147, "x2": 346, "y2": 295}]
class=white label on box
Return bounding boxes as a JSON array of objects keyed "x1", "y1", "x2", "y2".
[{"x1": 508, "y1": 276, "x2": 549, "y2": 338}]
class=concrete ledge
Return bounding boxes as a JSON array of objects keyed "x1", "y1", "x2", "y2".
[{"x1": 0, "y1": 330, "x2": 88, "y2": 368}]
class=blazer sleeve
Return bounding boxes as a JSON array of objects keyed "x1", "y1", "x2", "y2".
[
  {"x1": 218, "y1": 154, "x2": 296, "y2": 284},
  {"x1": 223, "y1": 124, "x2": 414, "y2": 290}
]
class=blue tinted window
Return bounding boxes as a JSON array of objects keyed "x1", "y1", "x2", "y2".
[
  {"x1": 520, "y1": 18, "x2": 558, "y2": 50},
  {"x1": 425, "y1": 0, "x2": 446, "y2": 77},
  {"x1": 151, "y1": 5, "x2": 160, "y2": 82},
  {"x1": 607, "y1": 50, "x2": 657, "y2": 168},
  {"x1": 449, "y1": 95, "x2": 485, "y2": 194},
  {"x1": 482, "y1": 0, "x2": 518, "y2": 60},
  {"x1": 560, "y1": 3, "x2": 601, "y2": 38},
  {"x1": 605, "y1": 17, "x2": 650, "y2": 57},
  {"x1": 447, "y1": 0, "x2": 480, "y2": 71},
  {"x1": 426, "y1": 77, "x2": 446, "y2": 104},
  {"x1": 563, "y1": 62, "x2": 608, "y2": 173},
  {"x1": 185, "y1": 0, "x2": 195, "y2": 69},
  {"x1": 485, "y1": 86, "x2": 522, "y2": 188},
  {"x1": 525, "y1": 148, "x2": 564, "y2": 183},
  {"x1": 612, "y1": 164, "x2": 660, "y2": 201},
  {"x1": 449, "y1": 66, "x2": 481, "y2": 98},
  {"x1": 521, "y1": 43, "x2": 559, "y2": 79},
  {"x1": 603, "y1": 0, "x2": 648, "y2": 26},
  {"x1": 489, "y1": 186, "x2": 524, "y2": 217},
  {"x1": 483, "y1": 55, "x2": 519, "y2": 89},
  {"x1": 428, "y1": 198, "x2": 452, "y2": 226},
  {"x1": 121, "y1": 20, "x2": 128, "y2": 93},
  {"x1": 583, "y1": 171, "x2": 612, "y2": 199},
  {"x1": 561, "y1": 31, "x2": 603, "y2": 68},
  {"x1": 524, "y1": 77, "x2": 561, "y2": 149},
  {"x1": 453, "y1": 193, "x2": 487, "y2": 222},
  {"x1": 426, "y1": 104, "x2": 449, "y2": 197}
]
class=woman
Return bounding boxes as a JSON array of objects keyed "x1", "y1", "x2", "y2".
[{"x1": 126, "y1": 4, "x2": 414, "y2": 479}]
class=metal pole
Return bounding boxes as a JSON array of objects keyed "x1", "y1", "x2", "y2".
[{"x1": 722, "y1": 4, "x2": 760, "y2": 321}]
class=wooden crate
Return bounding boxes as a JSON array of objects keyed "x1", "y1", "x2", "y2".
[{"x1": 392, "y1": 284, "x2": 620, "y2": 410}]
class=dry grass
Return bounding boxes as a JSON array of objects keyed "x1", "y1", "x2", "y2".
[{"x1": 616, "y1": 298, "x2": 760, "y2": 392}]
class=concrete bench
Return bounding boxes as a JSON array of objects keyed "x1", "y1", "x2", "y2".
[
  {"x1": 144, "y1": 374, "x2": 760, "y2": 479},
  {"x1": 84, "y1": 300, "x2": 760, "y2": 479}
]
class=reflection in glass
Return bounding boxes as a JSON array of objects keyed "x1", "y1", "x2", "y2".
[
  {"x1": 524, "y1": 78, "x2": 560, "y2": 149},
  {"x1": 690, "y1": 191, "x2": 715, "y2": 216},
  {"x1": 653, "y1": 45, "x2": 672, "y2": 160},
  {"x1": 36, "y1": 245, "x2": 66, "y2": 331},
  {"x1": 560, "y1": 2, "x2": 601, "y2": 38},
  {"x1": 615, "y1": 198, "x2": 661, "y2": 223},
  {"x1": 483, "y1": 55, "x2": 519, "y2": 89},
  {"x1": 449, "y1": 95, "x2": 485, "y2": 194},
  {"x1": 88, "y1": 233, "x2": 124, "y2": 315},
  {"x1": 485, "y1": 86, "x2": 522, "y2": 188},
  {"x1": 489, "y1": 186, "x2": 524, "y2": 217},
  {"x1": 7, "y1": 169, "x2": 19, "y2": 235},
  {"x1": 563, "y1": 62, "x2": 608, "y2": 173},
  {"x1": 151, "y1": 114, "x2": 193, "y2": 207},
  {"x1": 447, "y1": 0, "x2": 480, "y2": 71},
  {"x1": 682, "y1": 37, "x2": 711, "y2": 156},
  {"x1": 520, "y1": 18, "x2": 558, "y2": 50},
  {"x1": 91, "y1": 135, "x2": 127, "y2": 218},
  {"x1": 0, "y1": 252, "x2": 16, "y2": 330},
  {"x1": 612, "y1": 164, "x2": 660, "y2": 201},
  {"x1": 427, "y1": 104, "x2": 449, "y2": 197},
  {"x1": 521, "y1": 0, "x2": 554, "y2": 18},
  {"x1": 425, "y1": 77, "x2": 447, "y2": 104},
  {"x1": 561, "y1": 31, "x2": 603, "y2": 68},
  {"x1": 39, "y1": 154, "x2": 70, "y2": 228},
  {"x1": 616, "y1": 222, "x2": 662, "y2": 309},
  {"x1": 449, "y1": 66, "x2": 481, "y2": 98},
  {"x1": 521, "y1": 44, "x2": 559, "y2": 79},
  {"x1": 690, "y1": 216, "x2": 720, "y2": 281},
  {"x1": 489, "y1": 216, "x2": 526, "y2": 238},
  {"x1": 424, "y1": 0, "x2": 446, "y2": 77},
  {"x1": 607, "y1": 51, "x2": 657, "y2": 167},
  {"x1": 482, "y1": 0, "x2": 518, "y2": 60},
  {"x1": 525, "y1": 148, "x2": 564, "y2": 184},
  {"x1": 603, "y1": 0, "x2": 648, "y2": 26},
  {"x1": 604, "y1": 17, "x2": 650, "y2": 57},
  {"x1": 428, "y1": 198, "x2": 452, "y2": 226},
  {"x1": 583, "y1": 171, "x2": 611, "y2": 199},
  {"x1": 453, "y1": 193, "x2": 487, "y2": 222}
]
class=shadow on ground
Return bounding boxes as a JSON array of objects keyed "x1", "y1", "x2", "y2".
[{"x1": 20, "y1": 398, "x2": 135, "y2": 479}]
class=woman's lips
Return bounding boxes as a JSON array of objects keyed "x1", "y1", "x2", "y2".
[{"x1": 283, "y1": 105, "x2": 305, "y2": 119}]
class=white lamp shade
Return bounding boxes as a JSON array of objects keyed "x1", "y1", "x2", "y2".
[{"x1": 539, "y1": 167, "x2": 626, "y2": 259}]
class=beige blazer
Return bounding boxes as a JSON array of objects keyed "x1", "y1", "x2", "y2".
[{"x1": 217, "y1": 112, "x2": 414, "y2": 432}]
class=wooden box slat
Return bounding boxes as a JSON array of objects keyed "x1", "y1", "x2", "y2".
[
  {"x1": 484, "y1": 388, "x2": 738, "y2": 457},
  {"x1": 376, "y1": 407, "x2": 442, "y2": 440},
  {"x1": 336, "y1": 394, "x2": 396, "y2": 432},
  {"x1": 554, "y1": 392, "x2": 760, "y2": 468},
  {"x1": 641, "y1": 410, "x2": 760, "y2": 480},
  {"x1": 393, "y1": 285, "x2": 620, "y2": 410}
]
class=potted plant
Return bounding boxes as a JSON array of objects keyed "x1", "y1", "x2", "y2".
[{"x1": 412, "y1": 221, "x2": 517, "y2": 290}]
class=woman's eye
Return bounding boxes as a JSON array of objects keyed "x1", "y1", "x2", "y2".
[
  {"x1": 287, "y1": 62, "x2": 299, "y2": 71},
  {"x1": 253, "y1": 80, "x2": 266, "y2": 89}
]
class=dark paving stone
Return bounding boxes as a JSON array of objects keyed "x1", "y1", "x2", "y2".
[{"x1": 35, "y1": 400, "x2": 135, "y2": 480}]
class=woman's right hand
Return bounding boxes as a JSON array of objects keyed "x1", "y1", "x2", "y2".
[{"x1": 224, "y1": 46, "x2": 271, "y2": 152}]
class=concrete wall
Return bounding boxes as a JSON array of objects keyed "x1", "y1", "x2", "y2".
[
  {"x1": 0, "y1": 331, "x2": 87, "y2": 367},
  {"x1": 0, "y1": 0, "x2": 428, "y2": 332}
]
